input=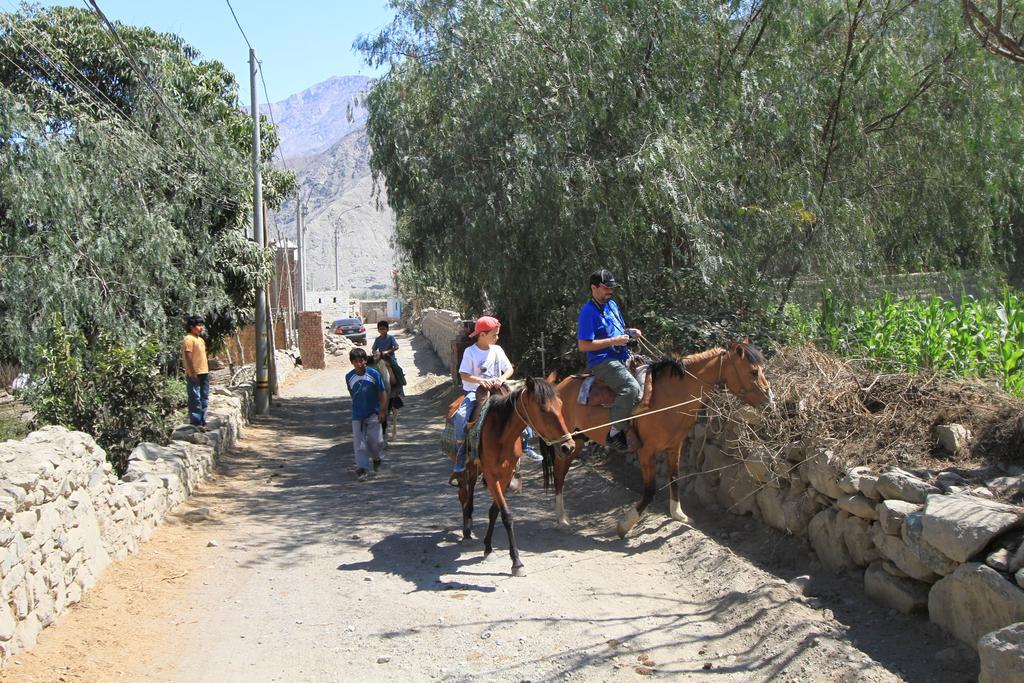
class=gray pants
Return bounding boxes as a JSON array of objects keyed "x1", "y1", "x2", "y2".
[
  {"x1": 592, "y1": 359, "x2": 641, "y2": 429},
  {"x1": 352, "y1": 414, "x2": 384, "y2": 470}
]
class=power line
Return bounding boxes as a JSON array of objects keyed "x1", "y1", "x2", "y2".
[
  {"x1": 220, "y1": 0, "x2": 311, "y2": 217},
  {"x1": 224, "y1": 0, "x2": 254, "y2": 53},
  {"x1": 0, "y1": 7, "x2": 240, "y2": 207},
  {"x1": 84, "y1": 0, "x2": 247, "y2": 191}
]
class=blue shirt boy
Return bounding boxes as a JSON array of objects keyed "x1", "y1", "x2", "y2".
[
  {"x1": 577, "y1": 298, "x2": 629, "y2": 367},
  {"x1": 346, "y1": 367, "x2": 385, "y2": 420}
]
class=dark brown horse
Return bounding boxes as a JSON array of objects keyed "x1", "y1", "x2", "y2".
[
  {"x1": 448, "y1": 376, "x2": 574, "y2": 576},
  {"x1": 545, "y1": 343, "x2": 772, "y2": 537}
]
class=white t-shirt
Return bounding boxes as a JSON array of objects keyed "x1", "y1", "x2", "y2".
[{"x1": 459, "y1": 343, "x2": 512, "y2": 392}]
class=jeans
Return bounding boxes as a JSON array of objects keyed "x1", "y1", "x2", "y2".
[
  {"x1": 591, "y1": 360, "x2": 640, "y2": 430},
  {"x1": 187, "y1": 373, "x2": 210, "y2": 426},
  {"x1": 452, "y1": 391, "x2": 476, "y2": 471},
  {"x1": 352, "y1": 414, "x2": 384, "y2": 470}
]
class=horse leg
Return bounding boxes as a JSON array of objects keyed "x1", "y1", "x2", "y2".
[
  {"x1": 667, "y1": 439, "x2": 691, "y2": 524},
  {"x1": 459, "y1": 468, "x2": 478, "y2": 542},
  {"x1": 616, "y1": 444, "x2": 657, "y2": 538},
  {"x1": 487, "y1": 480, "x2": 524, "y2": 576},
  {"x1": 483, "y1": 501, "x2": 500, "y2": 556},
  {"x1": 389, "y1": 409, "x2": 398, "y2": 440},
  {"x1": 551, "y1": 438, "x2": 583, "y2": 529}
]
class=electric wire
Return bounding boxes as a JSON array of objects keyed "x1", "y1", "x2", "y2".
[{"x1": 0, "y1": 8, "x2": 241, "y2": 208}]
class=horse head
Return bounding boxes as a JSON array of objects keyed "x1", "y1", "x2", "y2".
[
  {"x1": 520, "y1": 377, "x2": 575, "y2": 457},
  {"x1": 720, "y1": 340, "x2": 773, "y2": 407}
]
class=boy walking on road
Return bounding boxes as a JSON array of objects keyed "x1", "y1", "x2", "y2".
[{"x1": 345, "y1": 347, "x2": 387, "y2": 481}]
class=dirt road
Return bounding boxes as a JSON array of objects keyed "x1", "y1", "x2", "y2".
[{"x1": 5, "y1": 331, "x2": 976, "y2": 682}]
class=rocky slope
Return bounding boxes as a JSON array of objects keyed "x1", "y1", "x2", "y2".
[{"x1": 264, "y1": 76, "x2": 396, "y2": 293}]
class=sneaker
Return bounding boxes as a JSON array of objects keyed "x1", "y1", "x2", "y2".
[
  {"x1": 522, "y1": 447, "x2": 544, "y2": 462},
  {"x1": 372, "y1": 459, "x2": 384, "y2": 472},
  {"x1": 606, "y1": 430, "x2": 628, "y2": 452},
  {"x1": 355, "y1": 468, "x2": 368, "y2": 482}
]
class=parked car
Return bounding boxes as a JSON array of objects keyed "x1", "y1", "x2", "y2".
[{"x1": 331, "y1": 317, "x2": 367, "y2": 345}]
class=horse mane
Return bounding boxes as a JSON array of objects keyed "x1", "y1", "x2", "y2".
[
  {"x1": 488, "y1": 378, "x2": 557, "y2": 429},
  {"x1": 650, "y1": 343, "x2": 765, "y2": 381}
]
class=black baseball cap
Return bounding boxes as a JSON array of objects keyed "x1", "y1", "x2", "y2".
[{"x1": 589, "y1": 269, "x2": 620, "y2": 288}]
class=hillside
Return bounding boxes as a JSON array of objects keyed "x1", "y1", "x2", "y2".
[{"x1": 264, "y1": 76, "x2": 396, "y2": 293}]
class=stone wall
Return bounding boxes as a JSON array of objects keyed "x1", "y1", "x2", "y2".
[
  {"x1": 666, "y1": 411, "x2": 1024, "y2": 654},
  {"x1": 0, "y1": 383, "x2": 253, "y2": 664},
  {"x1": 418, "y1": 308, "x2": 468, "y2": 380},
  {"x1": 298, "y1": 311, "x2": 325, "y2": 370}
]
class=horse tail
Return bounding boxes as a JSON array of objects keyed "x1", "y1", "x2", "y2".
[{"x1": 540, "y1": 441, "x2": 553, "y2": 490}]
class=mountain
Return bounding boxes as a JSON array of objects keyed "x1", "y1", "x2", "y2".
[
  {"x1": 264, "y1": 76, "x2": 396, "y2": 294},
  {"x1": 260, "y1": 75, "x2": 370, "y2": 161}
]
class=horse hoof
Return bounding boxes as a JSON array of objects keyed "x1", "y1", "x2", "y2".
[
  {"x1": 460, "y1": 533, "x2": 474, "y2": 545},
  {"x1": 670, "y1": 506, "x2": 691, "y2": 525},
  {"x1": 511, "y1": 565, "x2": 526, "y2": 577},
  {"x1": 616, "y1": 508, "x2": 640, "y2": 538},
  {"x1": 556, "y1": 517, "x2": 572, "y2": 530}
]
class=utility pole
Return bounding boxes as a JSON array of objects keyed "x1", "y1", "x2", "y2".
[
  {"x1": 250, "y1": 48, "x2": 269, "y2": 415},
  {"x1": 296, "y1": 201, "x2": 306, "y2": 311},
  {"x1": 334, "y1": 223, "x2": 340, "y2": 291},
  {"x1": 333, "y1": 204, "x2": 362, "y2": 293}
]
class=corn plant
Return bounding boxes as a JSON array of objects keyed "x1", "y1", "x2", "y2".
[{"x1": 804, "y1": 289, "x2": 1024, "y2": 396}]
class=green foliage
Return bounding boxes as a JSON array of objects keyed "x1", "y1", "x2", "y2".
[
  {"x1": 804, "y1": 289, "x2": 1024, "y2": 395},
  {"x1": 25, "y1": 315, "x2": 183, "y2": 473},
  {"x1": 0, "y1": 6, "x2": 294, "y2": 367},
  {"x1": 360, "y1": 0, "x2": 1024, "y2": 367},
  {"x1": 0, "y1": 412, "x2": 27, "y2": 442}
]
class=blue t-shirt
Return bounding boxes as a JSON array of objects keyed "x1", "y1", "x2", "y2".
[
  {"x1": 372, "y1": 334, "x2": 399, "y2": 354},
  {"x1": 577, "y1": 299, "x2": 629, "y2": 367},
  {"x1": 345, "y1": 367, "x2": 385, "y2": 420}
]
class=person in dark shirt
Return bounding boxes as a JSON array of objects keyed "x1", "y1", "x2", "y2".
[
  {"x1": 577, "y1": 269, "x2": 643, "y2": 452},
  {"x1": 345, "y1": 347, "x2": 387, "y2": 481}
]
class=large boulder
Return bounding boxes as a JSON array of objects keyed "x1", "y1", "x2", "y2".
[
  {"x1": 934, "y1": 424, "x2": 971, "y2": 454},
  {"x1": 902, "y1": 510, "x2": 958, "y2": 576},
  {"x1": 978, "y1": 622, "x2": 1024, "y2": 683},
  {"x1": 877, "y1": 499, "x2": 920, "y2": 535},
  {"x1": 928, "y1": 563, "x2": 1024, "y2": 648},
  {"x1": 799, "y1": 449, "x2": 845, "y2": 500},
  {"x1": 808, "y1": 508, "x2": 858, "y2": 573},
  {"x1": 921, "y1": 494, "x2": 1024, "y2": 563},
  {"x1": 864, "y1": 561, "x2": 930, "y2": 614},
  {"x1": 876, "y1": 468, "x2": 940, "y2": 504},
  {"x1": 871, "y1": 523, "x2": 941, "y2": 583},
  {"x1": 836, "y1": 494, "x2": 877, "y2": 520},
  {"x1": 843, "y1": 514, "x2": 879, "y2": 567}
]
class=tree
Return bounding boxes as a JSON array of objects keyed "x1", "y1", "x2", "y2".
[
  {"x1": 0, "y1": 5, "x2": 295, "y2": 367},
  {"x1": 360, "y1": 1, "x2": 1024, "y2": 366}
]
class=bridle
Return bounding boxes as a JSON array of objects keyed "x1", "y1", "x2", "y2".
[
  {"x1": 513, "y1": 390, "x2": 574, "y2": 448},
  {"x1": 684, "y1": 349, "x2": 769, "y2": 404}
]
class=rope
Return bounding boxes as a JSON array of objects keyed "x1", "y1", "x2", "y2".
[{"x1": 566, "y1": 393, "x2": 707, "y2": 438}]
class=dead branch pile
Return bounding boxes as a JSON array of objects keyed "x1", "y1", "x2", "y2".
[{"x1": 708, "y1": 344, "x2": 1024, "y2": 473}]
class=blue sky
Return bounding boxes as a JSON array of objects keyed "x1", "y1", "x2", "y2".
[{"x1": 32, "y1": 0, "x2": 396, "y2": 104}]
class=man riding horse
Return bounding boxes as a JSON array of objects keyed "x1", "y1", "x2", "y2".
[{"x1": 577, "y1": 269, "x2": 643, "y2": 453}]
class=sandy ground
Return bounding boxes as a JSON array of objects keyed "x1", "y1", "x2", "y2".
[{"x1": 2, "y1": 331, "x2": 979, "y2": 682}]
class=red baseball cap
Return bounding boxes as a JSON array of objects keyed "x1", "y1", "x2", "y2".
[{"x1": 469, "y1": 316, "x2": 501, "y2": 338}]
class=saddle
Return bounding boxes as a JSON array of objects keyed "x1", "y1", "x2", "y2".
[
  {"x1": 445, "y1": 383, "x2": 511, "y2": 424},
  {"x1": 575, "y1": 358, "x2": 654, "y2": 410}
]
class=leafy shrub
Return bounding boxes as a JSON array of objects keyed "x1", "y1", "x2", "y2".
[
  {"x1": 25, "y1": 315, "x2": 180, "y2": 473},
  {"x1": 799, "y1": 289, "x2": 1024, "y2": 396},
  {"x1": 0, "y1": 412, "x2": 27, "y2": 442}
]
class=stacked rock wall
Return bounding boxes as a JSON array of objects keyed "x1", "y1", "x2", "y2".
[
  {"x1": 672, "y1": 411, "x2": 1024, "y2": 655},
  {"x1": 419, "y1": 308, "x2": 464, "y2": 373},
  {"x1": 0, "y1": 383, "x2": 252, "y2": 664}
]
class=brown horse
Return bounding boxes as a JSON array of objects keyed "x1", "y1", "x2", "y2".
[
  {"x1": 448, "y1": 376, "x2": 574, "y2": 576},
  {"x1": 545, "y1": 342, "x2": 772, "y2": 537}
]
